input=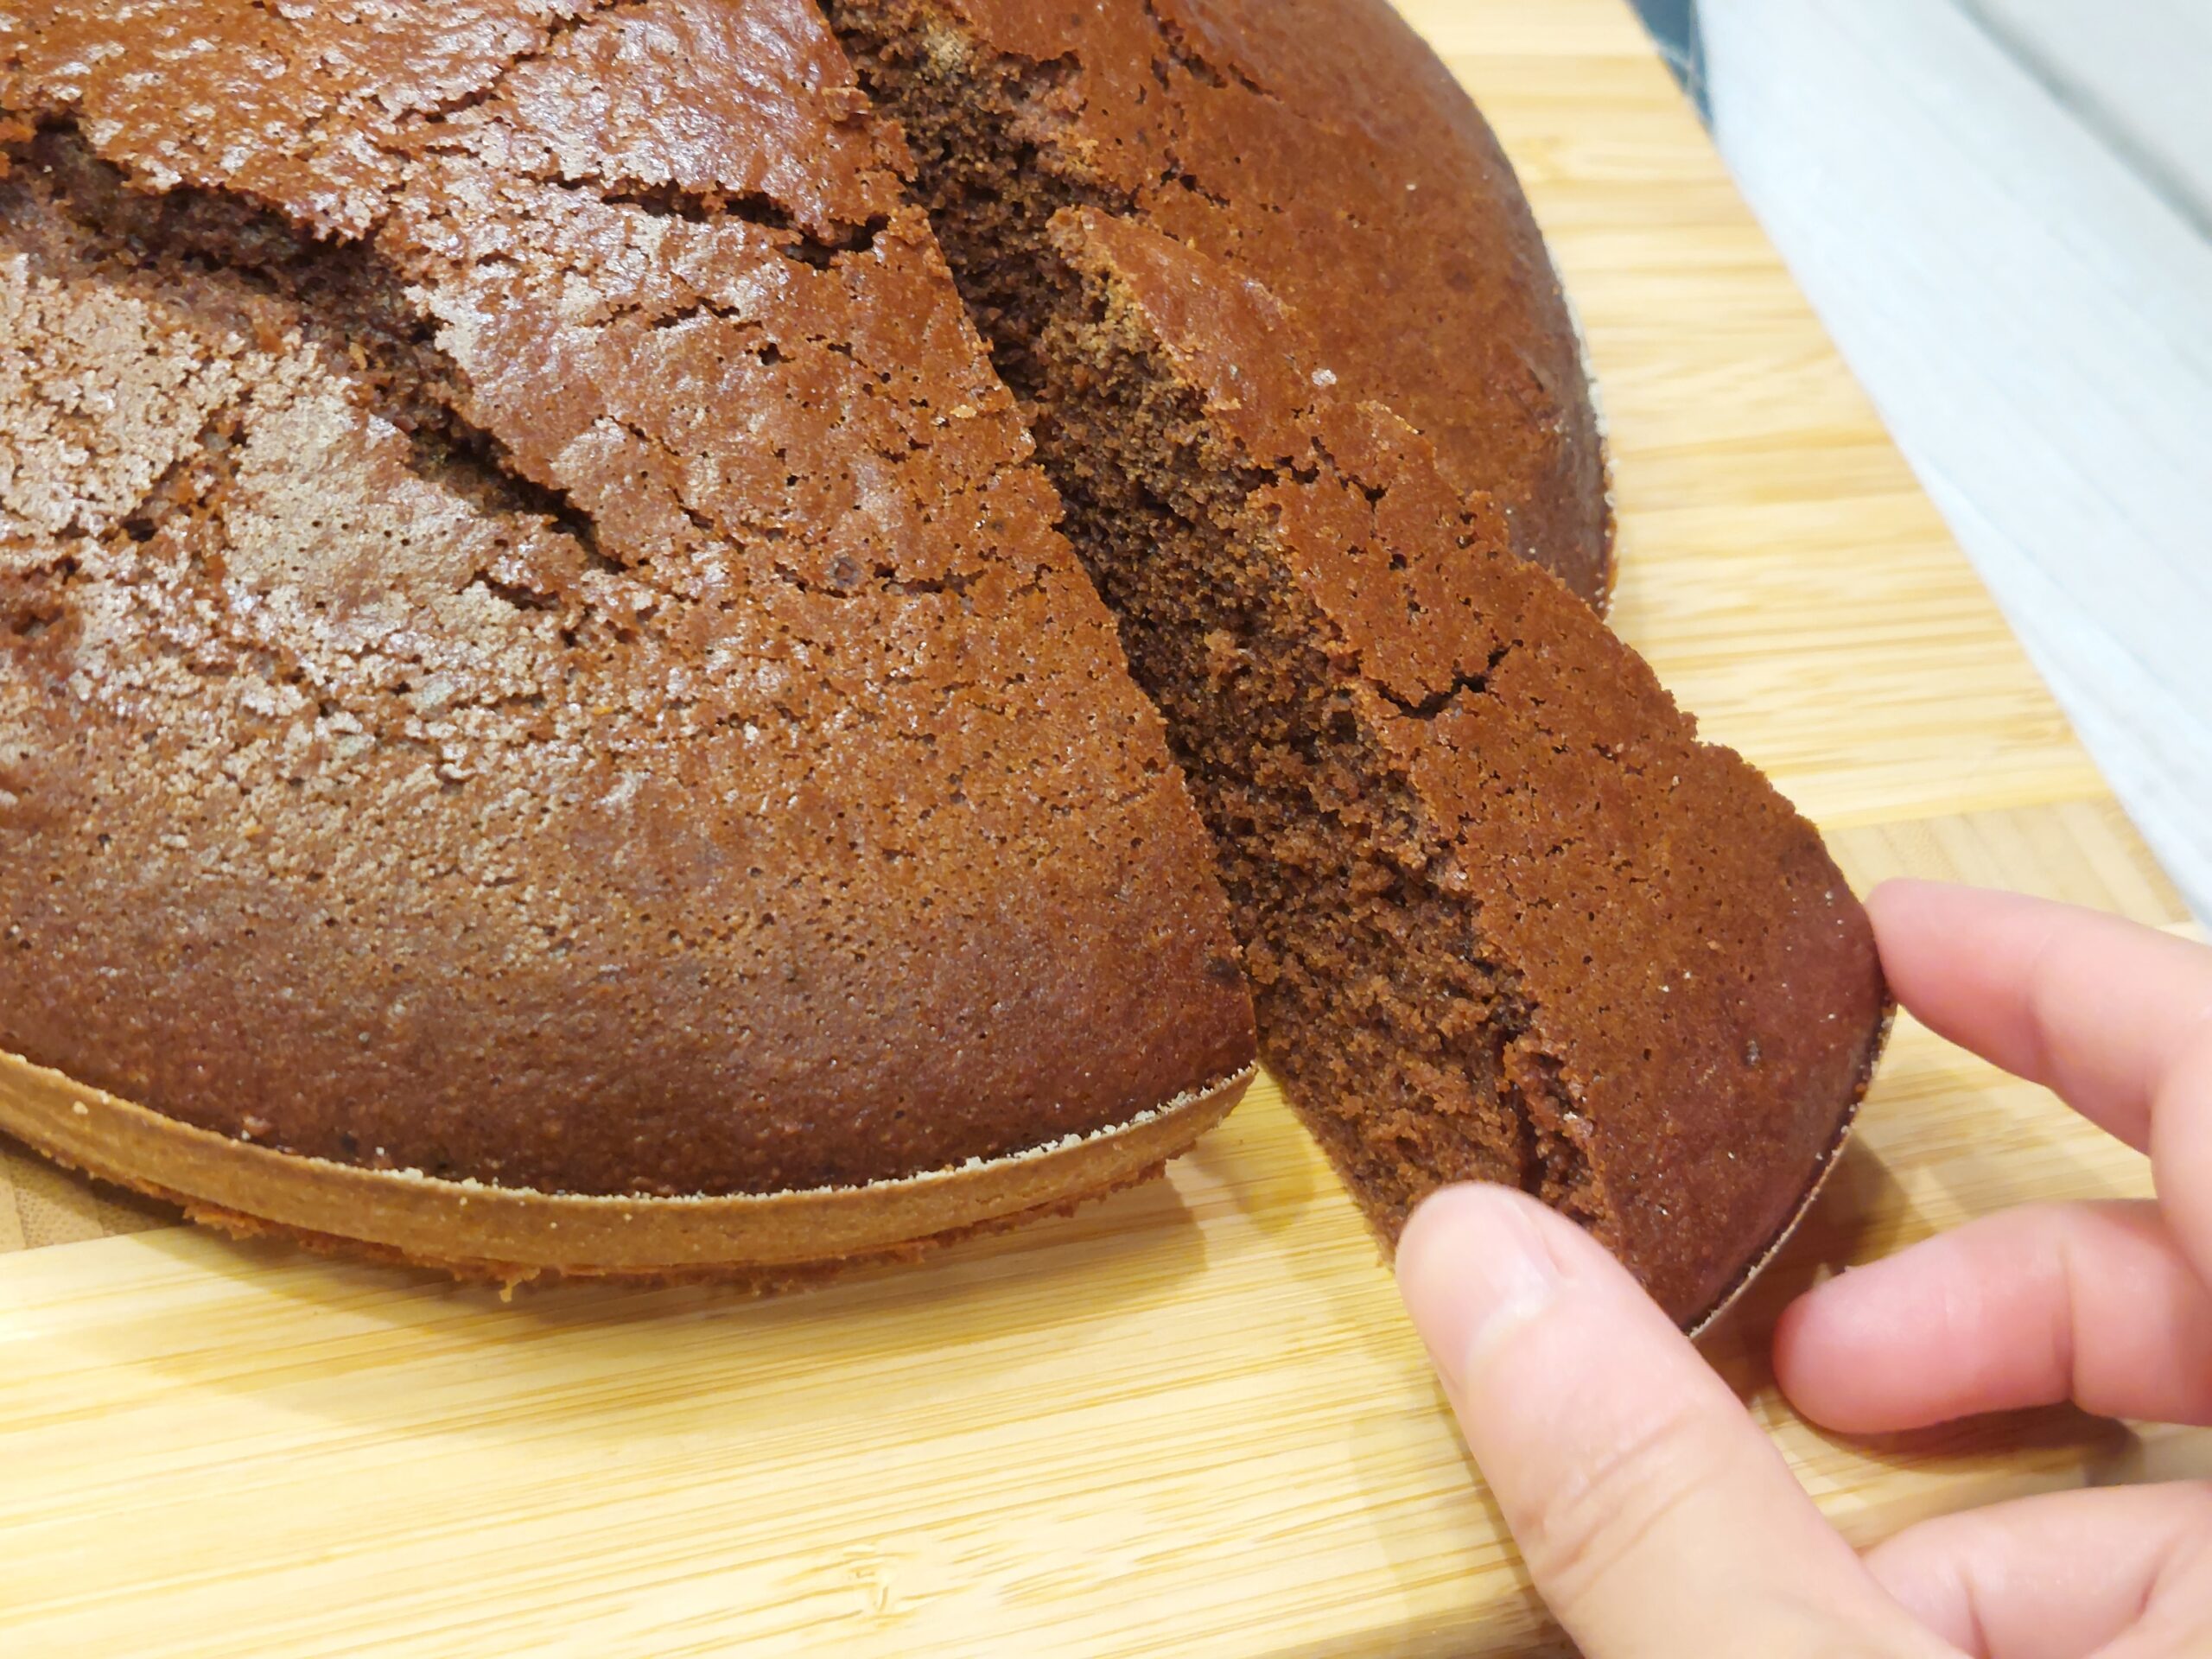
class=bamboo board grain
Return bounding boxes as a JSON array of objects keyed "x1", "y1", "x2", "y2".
[{"x1": 0, "y1": 1, "x2": 2197, "y2": 1654}]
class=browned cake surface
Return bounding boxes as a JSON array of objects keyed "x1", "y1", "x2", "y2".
[
  {"x1": 1027, "y1": 207, "x2": 1885, "y2": 1325},
  {"x1": 0, "y1": 0, "x2": 1255, "y2": 1201},
  {"x1": 823, "y1": 0, "x2": 1613, "y2": 607}
]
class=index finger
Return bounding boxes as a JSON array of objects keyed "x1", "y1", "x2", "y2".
[{"x1": 1866, "y1": 881, "x2": 2212, "y2": 1154}]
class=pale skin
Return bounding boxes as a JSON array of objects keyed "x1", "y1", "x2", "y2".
[{"x1": 1396, "y1": 880, "x2": 2212, "y2": 1658}]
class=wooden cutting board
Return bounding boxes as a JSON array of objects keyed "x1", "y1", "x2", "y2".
[{"x1": 2, "y1": 2, "x2": 2201, "y2": 1653}]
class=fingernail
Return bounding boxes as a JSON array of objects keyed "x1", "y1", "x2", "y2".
[{"x1": 1396, "y1": 1186, "x2": 1565, "y2": 1392}]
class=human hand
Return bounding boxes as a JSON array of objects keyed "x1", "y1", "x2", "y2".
[{"x1": 1395, "y1": 880, "x2": 2212, "y2": 1657}]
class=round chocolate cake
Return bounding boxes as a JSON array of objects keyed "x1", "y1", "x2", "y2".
[{"x1": 0, "y1": 0, "x2": 1881, "y2": 1323}]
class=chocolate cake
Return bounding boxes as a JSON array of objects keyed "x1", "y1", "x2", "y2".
[{"x1": 0, "y1": 0, "x2": 1883, "y2": 1319}]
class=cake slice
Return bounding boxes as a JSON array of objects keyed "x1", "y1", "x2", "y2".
[{"x1": 1022, "y1": 207, "x2": 1889, "y2": 1326}]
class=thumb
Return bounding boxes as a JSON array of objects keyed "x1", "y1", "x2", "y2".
[{"x1": 1397, "y1": 1186, "x2": 1947, "y2": 1659}]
